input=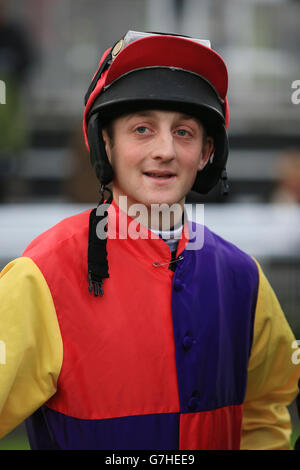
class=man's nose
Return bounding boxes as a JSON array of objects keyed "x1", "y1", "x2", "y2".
[{"x1": 151, "y1": 130, "x2": 176, "y2": 161}]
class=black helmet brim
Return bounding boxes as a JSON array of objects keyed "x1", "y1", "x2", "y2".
[{"x1": 88, "y1": 67, "x2": 225, "y2": 134}]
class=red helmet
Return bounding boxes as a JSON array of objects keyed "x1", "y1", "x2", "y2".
[{"x1": 83, "y1": 31, "x2": 230, "y2": 194}]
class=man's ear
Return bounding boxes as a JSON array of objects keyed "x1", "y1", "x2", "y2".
[
  {"x1": 102, "y1": 128, "x2": 112, "y2": 165},
  {"x1": 198, "y1": 136, "x2": 214, "y2": 171}
]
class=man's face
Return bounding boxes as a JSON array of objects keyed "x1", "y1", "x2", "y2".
[{"x1": 102, "y1": 109, "x2": 214, "y2": 211}]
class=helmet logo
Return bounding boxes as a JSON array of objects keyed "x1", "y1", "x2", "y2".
[{"x1": 112, "y1": 39, "x2": 124, "y2": 59}]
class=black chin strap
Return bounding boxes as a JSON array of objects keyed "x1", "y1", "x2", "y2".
[
  {"x1": 221, "y1": 168, "x2": 229, "y2": 196},
  {"x1": 88, "y1": 185, "x2": 113, "y2": 297}
]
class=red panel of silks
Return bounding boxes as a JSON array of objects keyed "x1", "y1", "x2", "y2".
[{"x1": 179, "y1": 405, "x2": 243, "y2": 450}]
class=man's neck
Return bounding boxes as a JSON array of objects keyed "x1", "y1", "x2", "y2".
[{"x1": 114, "y1": 193, "x2": 185, "y2": 232}]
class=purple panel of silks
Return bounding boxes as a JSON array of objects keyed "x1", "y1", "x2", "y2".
[
  {"x1": 26, "y1": 406, "x2": 180, "y2": 450},
  {"x1": 171, "y1": 222, "x2": 258, "y2": 414}
]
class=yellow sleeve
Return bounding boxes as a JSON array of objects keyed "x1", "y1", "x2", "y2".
[
  {"x1": 241, "y1": 259, "x2": 300, "y2": 450},
  {"x1": 0, "y1": 257, "x2": 63, "y2": 438}
]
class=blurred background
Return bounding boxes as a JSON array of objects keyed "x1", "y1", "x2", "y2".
[{"x1": 0, "y1": 0, "x2": 299, "y2": 449}]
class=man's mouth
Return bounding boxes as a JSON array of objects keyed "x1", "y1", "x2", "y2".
[{"x1": 143, "y1": 171, "x2": 176, "y2": 179}]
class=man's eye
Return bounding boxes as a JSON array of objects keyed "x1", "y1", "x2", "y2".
[
  {"x1": 136, "y1": 126, "x2": 148, "y2": 134},
  {"x1": 176, "y1": 129, "x2": 190, "y2": 137}
]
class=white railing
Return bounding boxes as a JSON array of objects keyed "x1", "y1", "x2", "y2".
[{"x1": 1, "y1": 203, "x2": 300, "y2": 262}]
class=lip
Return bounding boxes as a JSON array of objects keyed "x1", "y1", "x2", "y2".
[
  {"x1": 143, "y1": 171, "x2": 177, "y2": 184},
  {"x1": 143, "y1": 170, "x2": 176, "y2": 177}
]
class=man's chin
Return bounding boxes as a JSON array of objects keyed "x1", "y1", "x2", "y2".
[{"x1": 143, "y1": 199, "x2": 184, "y2": 210}]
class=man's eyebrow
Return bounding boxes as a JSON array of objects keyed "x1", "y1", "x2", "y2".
[
  {"x1": 177, "y1": 113, "x2": 199, "y2": 122},
  {"x1": 124, "y1": 110, "x2": 156, "y2": 120},
  {"x1": 124, "y1": 111, "x2": 198, "y2": 121}
]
